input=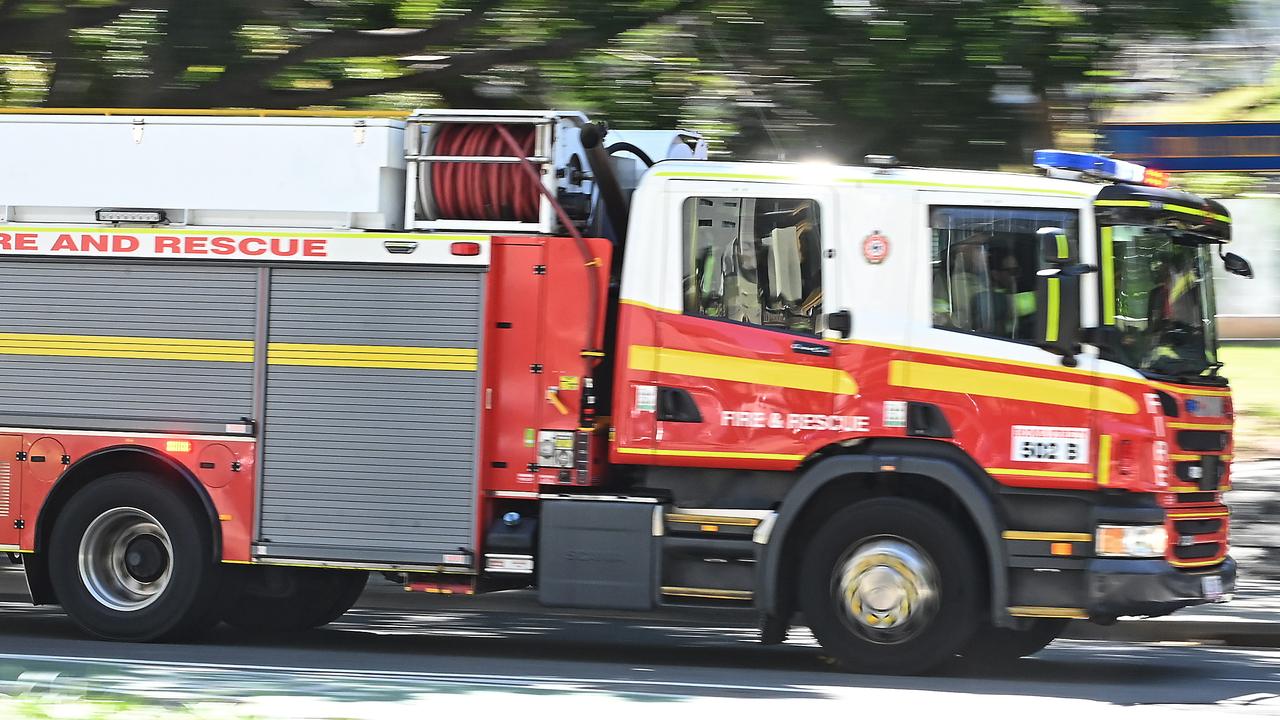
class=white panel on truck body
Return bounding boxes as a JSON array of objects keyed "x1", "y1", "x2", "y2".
[{"x1": 0, "y1": 115, "x2": 407, "y2": 230}]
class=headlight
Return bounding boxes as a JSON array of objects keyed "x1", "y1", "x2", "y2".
[{"x1": 1096, "y1": 525, "x2": 1168, "y2": 558}]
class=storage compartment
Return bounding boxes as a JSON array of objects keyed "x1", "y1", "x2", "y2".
[
  {"x1": 0, "y1": 259, "x2": 257, "y2": 431},
  {"x1": 257, "y1": 266, "x2": 483, "y2": 566},
  {"x1": 538, "y1": 499, "x2": 659, "y2": 610},
  {"x1": 0, "y1": 114, "x2": 406, "y2": 230}
]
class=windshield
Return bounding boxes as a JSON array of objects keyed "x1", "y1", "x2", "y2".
[{"x1": 1104, "y1": 225, "x2": 1219, "y2": 380}]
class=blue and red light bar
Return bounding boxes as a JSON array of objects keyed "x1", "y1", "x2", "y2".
[{"x1": 1033, "y1": 149, "x2": 1170, "y2": 188}]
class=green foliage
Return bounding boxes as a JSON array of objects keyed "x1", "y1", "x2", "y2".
[
  {"x1": 0, "y1": 0, "x2": 1240, "y2": 166},
  {"x1": 1219, "y1": 344, "x2": 1280, "y2": 458}
]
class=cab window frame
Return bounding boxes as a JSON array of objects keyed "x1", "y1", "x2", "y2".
[
  {"x1": 680, "y1": 195, "x2": 825, "y2": 338},
  {"x1": 929, "y1": 204, "x2": 1081, "y2": 348}
]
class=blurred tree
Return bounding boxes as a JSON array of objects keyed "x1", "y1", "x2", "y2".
[{"x1": 0, "y1": 0, "x2": 1238, "y2": 165}]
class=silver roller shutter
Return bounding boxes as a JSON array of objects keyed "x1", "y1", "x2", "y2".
[
  {"x1": 0, "y1": 260, "x2": 256, "y2": 426},
  {"x1": 258, "y1": 266, "x2": 482, "y2": 565}
]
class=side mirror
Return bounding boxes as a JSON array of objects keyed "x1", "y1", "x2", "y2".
[
  {"x1": 1222, "y1": 251, "x2": 1254, "y2": 279},
  {"x1": 1038, "y1": 226, "x2": 1076, "y2": 265},
  {"x1": 1035, "y1": 227, "x2": 1086, "y2": 365},
  {"x1": 1035, "y1": 264, "x2": 1094, "y2": 367}
]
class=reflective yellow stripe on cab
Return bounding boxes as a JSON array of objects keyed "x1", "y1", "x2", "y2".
[
  {"x1": 629, "y1": 345, "x2": 859, "y2": 395},
  {"x1": 889, "y1": 360, "x2": 1139, "y2": 415}
]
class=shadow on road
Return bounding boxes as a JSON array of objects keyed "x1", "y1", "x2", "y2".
[{"x1": 0, "y1": 599, "x2": 1273, "y2": 712}]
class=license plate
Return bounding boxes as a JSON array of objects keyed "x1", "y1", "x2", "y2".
[
  {"x1": 1010, "y1": 426, "x2": 1090, "y2": 464},
  {"x1": 1202, "y1": 575, "x2": 1224, "y2": 600}
]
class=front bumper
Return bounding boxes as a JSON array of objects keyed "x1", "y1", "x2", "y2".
[{"x1": 1087, "y1": 555, "x2": 1235, "y2": 618}]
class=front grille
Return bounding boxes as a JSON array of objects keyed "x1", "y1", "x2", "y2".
[
  {"x1": 1174, "y1": 460, "x2": 1227, "y2": 485},
  {"x1": 1173, "y1": 543, "x2": 1219, "y2": 560},
  {"x1": 1166, "y1": 508, "x2": 1229, "y2": 568},
  {"x1": 1175, "y1": 518, "x2": 1222, "y2": 535},
  {"x1": 1177, "y1": 430, "x2": 1229, "y2": 452},
  {"x1": 1174, "y1": 492, "x2": 1216, "y2": 504}
]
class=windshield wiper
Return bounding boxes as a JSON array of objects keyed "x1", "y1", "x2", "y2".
[{"x1": 1139, "y1": 366, "x2": 1228, "y2": 387}]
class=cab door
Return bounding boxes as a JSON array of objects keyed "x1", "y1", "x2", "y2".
[
  {"x1": 622, "y1": 180, "x2": 846, "y2": 469},
  {"x1": 904, "y1": 192, "x2": 1099, "y2": 486},
  {"x1": 0, "y1": 435, "x2": 22, "y2": 547}
]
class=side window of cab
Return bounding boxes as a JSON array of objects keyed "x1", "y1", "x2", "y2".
[
  {"x1": 930, "y1": 206, "x2": 1079, "y2": 343},
  {"x1": 681, "y1": 196, "x2": 823, "y2": 335}
]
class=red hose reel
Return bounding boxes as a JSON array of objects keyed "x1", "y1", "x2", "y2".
[{"x1": 430, "y1": 123, "x2": 539, "y2": 222}]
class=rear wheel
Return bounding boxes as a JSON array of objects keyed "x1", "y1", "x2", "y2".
[
  {"x1": 48, "y1": 472, "x2": 224, "y2": 641},
  {"x1": 961, "y1": 618, "x2": 1068, "y2": 666},
  {"x1": 222, "y1": 566, "x2": 368, "y2": 632},
  {"x1": 798, "y1": 498, "x2": 982, "y2": 675}
]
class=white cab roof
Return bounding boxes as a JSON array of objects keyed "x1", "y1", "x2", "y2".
[{"x1": 645, "y1": 160, "x2": 1103, "y2": 199}]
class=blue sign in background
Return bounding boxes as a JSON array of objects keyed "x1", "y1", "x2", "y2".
[{"x1": 1102, "y1": 122, "x2": 1280, "y2": 172}]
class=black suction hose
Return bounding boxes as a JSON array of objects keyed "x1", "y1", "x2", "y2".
[
  {"x1": 604, "y1": 141, "x2": 656, "y2": 168},
  {"x1": 580, "y1": 123, "x2": 630, "y2": 248}
]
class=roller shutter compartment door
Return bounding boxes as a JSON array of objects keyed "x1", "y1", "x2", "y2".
[
  {"x1": 259, "y1": 266, "x2": 483, "y2": 565},
  {"x1": 0, "y1": 260, "x2": 256, "y2": 426}
]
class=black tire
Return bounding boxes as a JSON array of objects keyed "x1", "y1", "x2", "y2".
[
  {"x1": 798, "y1": 498, "x2": 983, "y2": 675},
  {"x1": 48, "y1": 472, "x2": 224, "y2": 642},
  {"x1": 309, "y1": 570, "x2": 369, "y2": 627},
  {"x1": 960, "y1": 619, "x2": 1068, "y2": 666},
  {"x1": 222, "y1": 567, "x2": 368, "y2": 632}
]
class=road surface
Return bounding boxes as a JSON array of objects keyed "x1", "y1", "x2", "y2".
[{"x1": 0, "y1": 586, "x2": 1276, "y2": 718}]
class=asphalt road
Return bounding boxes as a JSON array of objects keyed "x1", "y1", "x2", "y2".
[{"x1": 0, "y1": 587, "x2": 1277, "y2": 718}]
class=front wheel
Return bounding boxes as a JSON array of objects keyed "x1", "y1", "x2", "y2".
[
  {"x1": 798, "y1": 498, "x2": 982, "y2": 675},
  {"x1": 48, "y1": 473, "x2": 224, "y2": 641}
]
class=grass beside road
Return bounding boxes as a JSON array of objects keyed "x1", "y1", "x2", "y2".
[{"x1": 1221, "y1": 344, "x2": 1280, "y2": 460}]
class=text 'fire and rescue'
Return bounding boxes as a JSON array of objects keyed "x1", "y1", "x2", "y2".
[
  {"x1": 0, "y1": 232, "x2": 327, "y2": 257},
  {"x1": 720, "y1": 411, "x2": 871, "y2": 432}
]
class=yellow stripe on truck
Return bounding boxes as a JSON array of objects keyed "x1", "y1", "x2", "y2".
[
  {"x1": 0, "y1": 332, "x2": 476, "y2": 370},
  {"x1": 617, "y1": 447, "x2": 805, "y2": 462},
  {"x1": 889, "y1": 360, "x2": 1139, "y2": 415},
  {"x1": 267, "y1": 343, "x2": 478, "y2": 371},
  {"x1": 987, "y1": 468, "x2": 1095, "y2": 480},
  {"x1": 1097, "y1": 434, "x2": 1113, "y2": 486},
  {"x1": 1101, "y1": 226, "x2": 1117, "y2": 325},
  {"x1": 0, "y1": 332, "x2": 253, "y2": 362},
  {"x1": 629, "y1": 345, "x2": 859, "y2": 395}
]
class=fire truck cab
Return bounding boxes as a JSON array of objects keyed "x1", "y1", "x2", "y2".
[{"x1": 0, "y1": 111, "x2": 1243, "y2": 674}]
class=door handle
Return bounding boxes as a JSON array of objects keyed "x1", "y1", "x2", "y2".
[{"x1": 791, "y1": 340, "x2": 832, "y2": 357}]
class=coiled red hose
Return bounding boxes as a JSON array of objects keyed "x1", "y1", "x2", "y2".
[{"x1": 431, "y1": 123, "x2": 539, "y2": 222}]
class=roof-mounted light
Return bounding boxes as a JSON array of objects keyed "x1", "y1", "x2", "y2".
[
  {"x1": 96, "y1": 208, "x2": 167, "y2": 224},
  {"x1": 1032, "y1": 149, "x2": 1170, "y2": 188}
]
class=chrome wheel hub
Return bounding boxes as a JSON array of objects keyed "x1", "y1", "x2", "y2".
[
  {"x1": 78, "y1": 507, "x2": 173, "y2": 612},
  {"x1": 834, "y1": 537, "x2": 939, "y2": 643}
]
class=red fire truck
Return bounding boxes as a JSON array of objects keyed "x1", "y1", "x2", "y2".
[{"x1": 0, "y1": 110, "x2": 1247, "y2": 674}]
